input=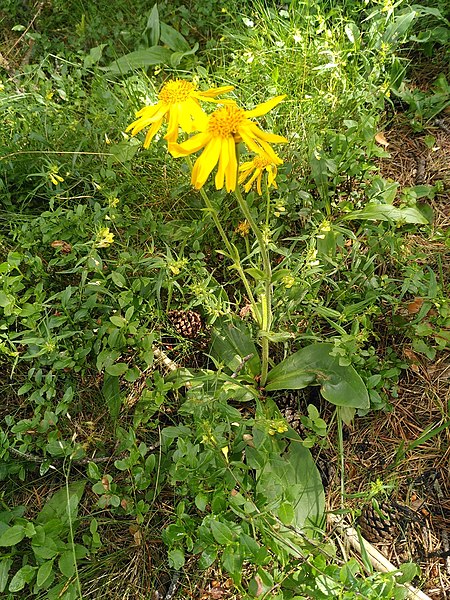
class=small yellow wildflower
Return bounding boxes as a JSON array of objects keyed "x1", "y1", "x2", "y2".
[
  {"x1": 221, "y1": 446, "x2": 229, "y2": 461},
  {"x1": 238, "y1": 152, "x2": 282, "y2": 195},
  {"x1": 268, "y1": 419, "x2": 289, "y2": 435},
  {"x1": 95, "y1": 227, "x2": 114, "y2": 248},
  {"x1": 126, "y1": 79, "x2": 234, "y2": 148},
  {"x1": 235, "y1": 220, "x2": 250, "y2": 237},
  {"x1": 48, "y1": 165, "x2": 64, "y2": 186},
  {"x1": 282, "y1": 275, "x2": 296, "y2": 289},
  {"x1": 167, "y1": 258, "x2": 187, "y2": 275},
  {"x1": 170, "y1": 96, "x2": 288, "y2": 192},
  {"x1": 108, "y1": 196, "x2": 120, "y2": 208}
]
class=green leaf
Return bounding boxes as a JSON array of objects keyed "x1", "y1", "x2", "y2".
[
  {"x1": 105, "y1": 362, "x2": 128, "y2": 376},
  {"x1": 8, "y1": 565, "x2": 37, "y2": 592},
  {"x1": 102, "y1": 373, "x2": 122, "y2": 419},
  {"x1": 0, "y1": 558, "x2": 13, "y2": 593},
  {"x1": 110, "y1": 315, "x2": 127, "y2": 328},
  {"x1": 108, "y1": 138, "x2": 140, "y2": 163},
  {"x1": 36, "y1": 481, "x2": 86, "y2": 527},
  {"x1": 221, "y1": 544, "x2": 244, "y2": 583},
  {"x1": 397, "y1": 562, "x2": 420, "y2": 584},
  {"x1": 36, "y1": 560, "x2": 54, "y2": 588},
  {"x1": 160, "y1": 23, "x2": 190, "y2": 52},
  {"x1": 105, "y1": 47, "x2": 172, "y2": 75},
  {"x1": 343, "y1": 203, "x2": 428, "y2": 224},
  {"x1": 0, "y1": 524, "x2": 26, "y2": 546},
  {"x1": 265, "y1": 343, "x2": 369, "y2": 409},
  {"x1": 111, "y1": 271, "x2": 127, "y2": 288},
  {"x1": 210, "y1": 315, "x2": 261, "y2": 377},
  {"x1": 169, "y1": 43, "x2": 199, "y2": 68},
  {"x1": 168, "y1": 548, "x2": 185, "y2": 570},
  {"x1": 145, "y1": 4, "x2": 160, "y2": 47},
  {"x1": 278, "y1": 501, "x2": 295, "y2": 525},
  {"x1": 210, "y1": 520, "x2": 236, "y2": 545},
  {"x1": 58, "y1": 551, "x2": 75, "y2": 578},
  {"x1": 195, "y1": 493, "x2": 208, "y2": 512},
  {"x1": 256, "y1": 437, "x2": 325, "y2": 540},
  {"x1": 199, "y1": 547, "x2": 217, "y2": 569}
]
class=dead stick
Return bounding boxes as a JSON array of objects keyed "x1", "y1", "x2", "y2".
[{"x1": 328, "y1": 514, "x2": 432, "y2": 600}]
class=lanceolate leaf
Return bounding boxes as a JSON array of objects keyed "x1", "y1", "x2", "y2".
[
  {"x1": 265, "y1": 343, "x2": 369, "y2": 409},
  {"x1": 343, "y1": 203, "x2": 428, "y2": 224},
  {"x1": 105, "y1": 47, "x2": 173, "y2": 75}
]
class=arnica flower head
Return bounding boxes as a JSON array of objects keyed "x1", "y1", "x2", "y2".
[
  {"x1": 170, "y1": 96, "x2": 288, "y2": 192},
  {"x1": 126, "y1": 79, "x2": 234, "y2": 148},
  {"x1": 239, "y1": 152, "x2": 282, "y2": 195}
]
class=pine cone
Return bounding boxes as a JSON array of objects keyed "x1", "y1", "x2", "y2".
[
  {"x1": 168, "y1": 310, "x2": 202, "y2": 339},
  {"x1": 358, "y1": 500, "x2": 410, "y2": 543}
]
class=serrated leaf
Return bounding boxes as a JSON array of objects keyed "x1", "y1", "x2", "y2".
[
  {"x1": 266, "y1": 343, "x2": 369, "y2": 409},
  {"x1": 104, "y1": 47, "x2": 172, "y2": 75}
]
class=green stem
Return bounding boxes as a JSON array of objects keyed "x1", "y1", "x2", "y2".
[
  {"x1": 233, "y1": 184, "x2": 272, "y2": 387},
  {"x1": 184, "y1": 157, "x2": 261, "y2": 324}
]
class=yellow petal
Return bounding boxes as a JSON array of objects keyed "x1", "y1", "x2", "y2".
[
  {"x1": 143, "y1": 119, "x2": 163, "y2": 148},
  {"x1": 169, "y1": 132, "x2": 211, "y2": 157},
  {"x1": 246, "y1": 122, "x2": 288, "y2": 145},
  {"x1": 198, "y1": 85, "x2": 234, "y2": 98},
  {"x1": 244, "y1": 95, "x2": 286, "y2": 118},
  {"x1": 164, "y1": 108, "x2": 180, "y2": 143},
  {"x1": 192, "y1": 137, "x2": 222, "y2": 189},
  {"x1": 215, "y1": 140, "x2": 229, "y2": 190},
  {"x1": 127, "y1": 104, "x2": 167, "y2": 133},
  {"x1": 225, "y1": 137, "x2": 238, "y2": 192},
  {"x1": 256, "y1": 173, "x2": 262, "y2": 196}
]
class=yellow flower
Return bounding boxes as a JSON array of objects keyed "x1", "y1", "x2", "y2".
[
  {"x1": 95, "y1": 227, "x2": 114, "y2": 248},
  {"x1": 282, "y1": 275, "x2": 296, "y2": 289},
  {"x1": 238, "y1": 152, "x2": 282, "y2": 195},
  {"x1": 235, "y1": 220, "x2": 250, "y2": 237},
  {"x1": 170, "y1": 96, "x2": 288, "y2": 192},
  {"x1": 126, "y1": 79, "x2": 234, "y2": 148},
  {"x1": 48, "y1": 165, "x2": 64, "y2": 185}
]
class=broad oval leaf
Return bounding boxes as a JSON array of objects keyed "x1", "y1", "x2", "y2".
[
  {"x1": 0, "y1": 525, "x2": 26, "y2": 547},
  {"x1": 265, "y1": 343, "x2": 369, "y2": 409},
  {"x1": 210, "y1": 316, "x2": 261, "y2": 378}
]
